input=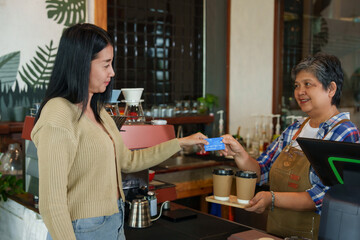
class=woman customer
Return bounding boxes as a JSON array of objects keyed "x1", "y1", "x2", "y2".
[
  {"x1": 31, "y1": 23, "x2": 207, "y2": 240},
  {"x1": 220, "y1": 53, "x2": 359, "y2": 239}
]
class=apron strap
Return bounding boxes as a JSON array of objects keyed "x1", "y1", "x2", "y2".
[
  {"x1": 291, "y1": 118, "x2": 350, "y2": 141},
  {"x1": 322, "y1": 119, "x2": 350, "y2": 139},
  {"x1": 291, "y1": 117, "x2": 311, "y2": 141}
]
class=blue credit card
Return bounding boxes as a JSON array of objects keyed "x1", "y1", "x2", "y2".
[{"x1": 204, "y1": 137, "x2": 225, "y2": 151}]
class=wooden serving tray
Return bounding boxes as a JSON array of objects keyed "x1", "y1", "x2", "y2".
[{"x1": 205, "y1": 195, "x2": 249, "y2": 209}]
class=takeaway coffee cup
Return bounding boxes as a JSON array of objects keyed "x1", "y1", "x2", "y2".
[
  {"x1": 235, "y1": 170, "x2": 257, "y2": 204},
  {"x1": 212, "y1": 168, "x2": 234, "y2": 201}
]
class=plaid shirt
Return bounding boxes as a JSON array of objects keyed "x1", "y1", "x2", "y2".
[{"x1": 257, "y1": 112, "x2": 360, "y2": 214}]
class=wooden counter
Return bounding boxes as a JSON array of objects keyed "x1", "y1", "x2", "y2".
[{"x1": 8, "y1": 193, "x2": 39, "y2": 214}]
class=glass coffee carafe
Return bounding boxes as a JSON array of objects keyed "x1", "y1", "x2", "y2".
[{"x1": 123, "y1": 100, "x2": 145, "y2": 123}]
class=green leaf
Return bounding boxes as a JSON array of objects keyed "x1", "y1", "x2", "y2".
[
  {"x1": 18, "y1": 41, "x2": 57, "y2": 89},
  {"x1": 34, "y1": 58, "x2": 45, "y2": 69},
  {"x1": 19, "y1": 71, "x2": 32, "y2": 86},
  {"x1": 39, "y1": 46, "x2": 49, "y2": 56},
  {"x1": 46, "y1": 0, "x2": 86, "y2": 27},
  {"x1": 197, "y1": 94, "x2": 219, "y2": 108},
  {"x1": 22, "y1": 65, "x2": 37, "y2": 83},
  {"x1": 30, "y1": 60, "x2": 41, "y2": 73},
  {"x1": 36, "y1": 51, "x2": 46, "y2": 62},
  {"x1": 16, "y1": 179, "x2": 23, "y2": 188},
  {"x1": 9, "y1": 176, "x2": 17, "y2": 185},
  {"x1": 26, "y1": 63, "x2": 40, "y2": 79},
  {"x1": 0, "y1": 51, "x2": 20, "y2": 91},
  {"x1": 0, "y1": 175, "x2": 25, "y2": 201}
]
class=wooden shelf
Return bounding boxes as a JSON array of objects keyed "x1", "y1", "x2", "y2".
[
  {"x1": 0, "y1": 122, "x2": 24, "y2": 134},
  {"x1": 146, "y1": 115, "x2": 214, "y2": 125}
]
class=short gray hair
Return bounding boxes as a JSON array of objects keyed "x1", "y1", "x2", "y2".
[{"x1": 291, "y1": 52, "x2": 344, "y2": 106}]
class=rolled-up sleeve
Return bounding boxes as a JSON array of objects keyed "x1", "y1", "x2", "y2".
[{"x1": 306, "y1": 167, "x2": 330, "y2": 214}]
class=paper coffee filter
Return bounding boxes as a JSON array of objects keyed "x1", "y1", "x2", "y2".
[{"x1": 121, "y1": 88, "x2": 144, "y2": 102}]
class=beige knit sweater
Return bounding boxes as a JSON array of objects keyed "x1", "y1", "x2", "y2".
[{"x1": 31, "y1": 97, "x2": 181, "y2": 240}]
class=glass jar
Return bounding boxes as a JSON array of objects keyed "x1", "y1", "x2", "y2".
[
  {"x1": 198, "y1": 101, "x2": 207, "y2": 115},
  {"x1": 151, "y1": 105, "x2": 159, "y2": 118},
  {"x1": 158, "y1": 104, "x2": 167, "y2": 118},
  {"x1": 191, "y1": 101, "x2": 198, "y2": 115},
  {"x1": 174, "y1": 100, "x2": 182, "y2": 116},
  {"x1": 0, "y1": 143, "x2": 23, "y2": 176},
  {"x1": 166, "y1": 105, "x2": 175, "y2": 117},
  {"x1": 182, "y1": 100, "x2": 190, "y2": 115}
]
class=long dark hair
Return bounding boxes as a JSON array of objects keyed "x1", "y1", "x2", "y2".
[{"x1": 35, "y1": 23, "x2": 114, "y2": 123}]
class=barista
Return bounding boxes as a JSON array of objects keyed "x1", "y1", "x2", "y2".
[{"x1": 220, "y1": 53, "x2": 360, "y2": 239}]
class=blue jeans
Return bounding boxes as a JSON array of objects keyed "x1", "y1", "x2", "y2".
[{"x1": 47, "y1": 200, "x2": 126, "y2": 240}]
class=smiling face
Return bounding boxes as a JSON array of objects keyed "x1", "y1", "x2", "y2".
[
  {"x1": 294, "y1": 70, "x2": 336, "y2": 117},
  {"x1": 89, "y1": 44, "x2": 115, "y2": 95}
]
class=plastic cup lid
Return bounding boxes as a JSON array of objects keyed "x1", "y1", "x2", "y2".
[
  {"x1": 235, "y1": 170, "x2": 257, "y2": 178},
  {"x1": 213, "y1": 168, "x2": 234, "y2": 175}
]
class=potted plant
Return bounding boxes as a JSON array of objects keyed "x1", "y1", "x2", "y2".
[
  {"x1": 0, "y1": 172, "x2": 24, "y2": 201},
  {"x1": 197, "y1": 94, "x2": 219, "y2": 115}
]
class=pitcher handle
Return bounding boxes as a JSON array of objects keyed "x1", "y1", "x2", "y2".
[
  {"x1": 151, "y1": 200, "x2": 169, "y2": 222},
  {"x1": 125, "y1": 200, "x2": 132, "y2": 209}
]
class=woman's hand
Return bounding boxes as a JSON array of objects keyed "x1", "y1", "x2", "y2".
[
  {"x1": 244, "y1": 191, "x2": 272, "y2": 214},
  {"x1": 177, "y1": 132, "x2": 208, "y2": 153},
  {"x1": 220, "y1": 134, "x2": 260, "y2": 176},
  {"x1": 219, "y1": 134, "x2": 246, "y2": 157}
]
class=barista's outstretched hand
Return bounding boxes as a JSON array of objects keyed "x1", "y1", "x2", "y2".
[
  {"x1": 244, "y1": 191, "x2": 272, "y2": 214},
  {"x1": 219, "y1": 134, "x2": 246, "y2": 157},
  {"x1": 177, "y1": 132, "x2": 208, "y2": 153},
  {"x1": 220, "y1": 134, "x2": 260, "y2": 176}
]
